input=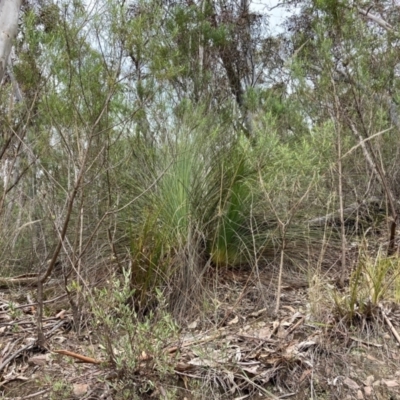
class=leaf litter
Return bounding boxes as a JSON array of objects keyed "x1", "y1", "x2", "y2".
[{"x1": 2, "y1": 267, "x2": 400, "y2": 399}]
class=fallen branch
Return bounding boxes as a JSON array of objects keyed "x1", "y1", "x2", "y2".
[{"x1": 0, "y1": 274, "x2": 42, "y2": 289}]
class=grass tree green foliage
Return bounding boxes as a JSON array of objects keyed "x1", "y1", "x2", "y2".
[
  {"x1": 122, "y1": 101, "x2": 339, "y2": 315},
  {"x1": 209, "y1": 147, "x2": 254, "y2": 266},
  {"x1": 122, "y1": 110, "x2": 264, "y2": 314}
]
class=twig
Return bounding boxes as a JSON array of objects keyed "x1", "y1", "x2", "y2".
[
  {"x1": 328, "y1": 74, "x2": 347, "y2": 286},
  {"x1": 166, "y1": 327, "x2": 229, "y2": 353},
  {"x1": 53, "y1": 349, "x2": 101, "y2": 364},
  {"x1": 357, "y1": 7, "x2": 394, "y2": 32},
  {"x1": 349, "y1": 336, "x2": 382, "y2": 347},
  {"x1": 234, "y1": 370, "x2": 280, "y2": 399},
  {"x1": 380, "y1": 304, "x2": 400, "y2": 345},
  {"x1": 341, "y1": 127, "x2": 392, "y2": 159},
  {"x1": 14, "y1": 293, "x2": 68, "y2": 309},
  {"x1": 0, "y1": 316, "x2": 69, "y2": 328},
  {"x1": 10, "y1": 389, "x2": 49, "y2": 399},
  {"x1": 45, "y1": 319, "x2": 70, "y2": 338}
]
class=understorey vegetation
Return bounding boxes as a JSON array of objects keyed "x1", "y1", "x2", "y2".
[{"x1": 1, "y1": 1, "x2": 400, "y2": 399}]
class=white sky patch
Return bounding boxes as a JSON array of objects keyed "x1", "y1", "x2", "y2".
[{"x1": 251, "y1": 1, "x2": 297, "y2": 34}]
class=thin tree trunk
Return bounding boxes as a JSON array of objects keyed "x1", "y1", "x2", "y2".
[
  {"x1": 0, "y1": 0, "x2": 23, "y2": 82},
  {"x1": 330, "y1": 76, "x2": 347, "y2": 285}
]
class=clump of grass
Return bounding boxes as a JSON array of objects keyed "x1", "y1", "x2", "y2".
[
  {"x1": 45, "y1": 376, "x2": 72, "y2": 400},
  {"x1": 331, "y1": 248, "x2": 400, "y2": 324}
]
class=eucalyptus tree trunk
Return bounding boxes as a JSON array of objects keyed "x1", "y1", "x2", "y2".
[{"x1": 0, "y1": 0, "x2": 22, "y2": 82}]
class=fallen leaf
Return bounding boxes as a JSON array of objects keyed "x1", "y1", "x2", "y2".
[
  {"x1": 53, "y1": 336, "x2": 67, "y2": 344},
  {"x1": 249, "y1": 308, "x2": 266, "y2": 317},
  {"x1": 234, "y1": 347, "x2": 241, "y2": 361},
  {"x1": 73, "y1": 383, "x2": 89, "y2": 397},
  {"x1": 382, "y1": 379, "x2": 399, "y2": 388},
  {"x1": 241, "y1": 365, "x2": 259, "y2": 375},
  {"x1": 139, "y1": 351, "x2": 151, "y2": 361},
  {"x1": 175, "y1": 362, "x2": 194, "y2": 372},
  {"x1": 366, "y1": 354, "x2": 384, "y2": 364},
  {"x1": 187, "y1": 320, "x2": 198, "y2": 330},
  {"x1": 364, "y1": 386, "x2": 373, "y2": 396},
  {"x1": 363, "y1": 375, "x2": 374, "y2": 386},
  {"x1": 272, "y1": 320, "x2": 280, "y2": 335},
  {"x1": 282, "y1": 305, "x2": 296, "y2": 313},
  {"x1": 343, "y1": 377, "x2": 360, "y2": 390},
  {"x1": 255, "y1": 326, "x2": 271, "y2": 339},
  {"x1": 188, "y1": 357, "x2": 218, "y2": 368},
  {"x1": 299, "y1": 369, "x2": 312, "y2": 382},
  {"x1": 297, "y1": 340, "x2": 316, "y2": 351},
  {"x1": 55, "y1": 310, "x2": 66, "y2": 319},
  {"x1": 228, "y1": 316, "x2": 239, "y2": 325},
  {"x1": 28, "y1": 354, "x2": 50, "y2": 366},
  {"x1": 0, "y1": 312, "x2": 11, "y2": 321}
]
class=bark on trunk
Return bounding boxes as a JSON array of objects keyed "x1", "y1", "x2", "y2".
[{"x1": 0, "y1": 0, "x2": 22, "y2": 83}]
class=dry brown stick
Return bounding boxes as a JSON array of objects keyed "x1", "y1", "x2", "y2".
[
  {"x1": 285, "y1": 317, "x2": 305, "y2": 337},
  {"x1": 380, "y1": 304, "x2": 400, "y2": 345},
  {"x1": 349, "y1": 336, "x2": 382, "y2": 347},
  {"x1": 53, "y1": 349, "x2": 101, "y2": 364}
]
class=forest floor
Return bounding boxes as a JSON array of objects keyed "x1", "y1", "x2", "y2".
[{"x1": 2, "y1": 249, "x2": 400, "y2": 399}]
